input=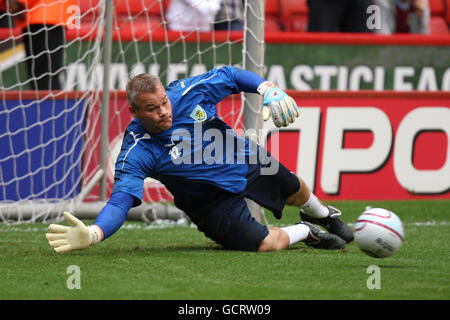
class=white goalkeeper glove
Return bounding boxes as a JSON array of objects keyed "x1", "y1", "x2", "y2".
[
  {"x1": 46, "y1": 212, "x2": 103, "y2": 253},
  {"x1": 257, "y1": 81, "x2": 299, "y2": 127}
]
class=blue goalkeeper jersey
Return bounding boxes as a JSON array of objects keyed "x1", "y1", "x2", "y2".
[{"x1": 112, "y1": 66, "x2": 262, "y2": 209}]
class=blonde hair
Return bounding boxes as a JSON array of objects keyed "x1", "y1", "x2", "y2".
[{"x1": 126, "y1": 74, "x2": 163, "y2": 109}]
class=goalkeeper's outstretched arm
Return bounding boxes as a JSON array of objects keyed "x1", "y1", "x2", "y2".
[{"x1": 46, "y1": 191, "x2": 135, "y2": 253}]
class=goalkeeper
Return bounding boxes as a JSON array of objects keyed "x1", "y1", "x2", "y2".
[{"x1": 46, "y1": 67, "x2": 354, "y2": 253}]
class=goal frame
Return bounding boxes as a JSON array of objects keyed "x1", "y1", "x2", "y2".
[{"x1": 0, "y1": 0, "x2": 266, "y2": 223}]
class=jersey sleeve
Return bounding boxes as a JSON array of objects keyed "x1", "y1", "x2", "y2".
[
  {"x1": 112, "y1": 141, "x2": 155, "y2": 207},
  {"x1": 230, "y1": 67, "x2": 266, "y2": 93},
  {"x1": 112, "y1": 172, "x2": 144, "y2": 207},
  {"x1": 203, "y1": 66, "x2": 265, "y2": 104},
  {"x1": 93, "y1": 191, "x2": 135, "y2": 239},
  {"x1": 200, "y1": 67, "x2": 240, "y2": 105}
]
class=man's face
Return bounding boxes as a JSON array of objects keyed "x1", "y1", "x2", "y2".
[{"x1": 129, "y1": 85, "x2": 173, "y2": 133}]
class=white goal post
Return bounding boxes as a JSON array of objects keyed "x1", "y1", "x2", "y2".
[{"x1": 0, "y1": 0, "x2": 266, "y2": 223}]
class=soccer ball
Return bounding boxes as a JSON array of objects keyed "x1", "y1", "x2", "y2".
[{"x1": 354, "y1": 208, "x2": 405, "y2": 258}]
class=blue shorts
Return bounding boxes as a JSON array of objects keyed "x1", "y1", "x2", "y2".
[{"x1": 183, "y1": 151, "x2": 300, "y2": 252}]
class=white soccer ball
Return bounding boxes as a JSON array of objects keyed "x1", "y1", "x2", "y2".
[{"x1": 354, "y1": 208, "x2": 405, "y2": 258}]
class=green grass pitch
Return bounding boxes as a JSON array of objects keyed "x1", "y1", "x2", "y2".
[{"x1": 0, "y1": 200, "x2": 449, "y2": 300}]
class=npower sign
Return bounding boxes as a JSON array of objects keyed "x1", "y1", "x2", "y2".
[{"x1": 263, "y1": 91, "x2": 450, "y2": 200}]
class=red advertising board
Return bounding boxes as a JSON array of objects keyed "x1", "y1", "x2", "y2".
[{"x1": 266, "y1": 91, "x2": 449, "y2": 200}]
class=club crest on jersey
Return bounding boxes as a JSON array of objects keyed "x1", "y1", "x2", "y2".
[{"x1": 190, "y1": 104, "x2": 207, "y2": 122}]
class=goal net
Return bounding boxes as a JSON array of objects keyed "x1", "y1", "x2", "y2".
[{"x1": 0, "y1": 0, "x2": 266, "y2": 223}]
